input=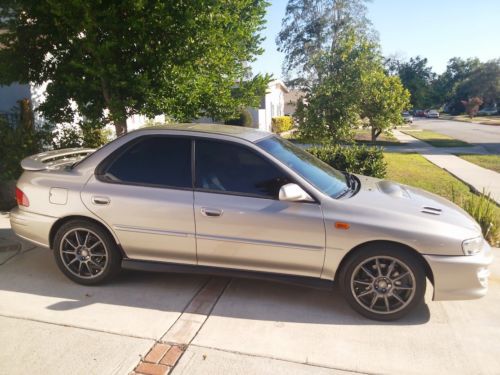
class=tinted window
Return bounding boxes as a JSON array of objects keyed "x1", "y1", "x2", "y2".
[
  {"x1": 103, "y1": 137, "x2": 192, "y2": 188},
  {"x1": 195, "y1": 140, "x2": 291, "y2": 199}
]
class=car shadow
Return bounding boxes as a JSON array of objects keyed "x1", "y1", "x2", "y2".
[{"x1": 0, "y1": 246, "x2": 431, "y2": 327}]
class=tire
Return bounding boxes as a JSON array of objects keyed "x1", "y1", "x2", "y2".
[
  {"x1": 53, "y1": 219, "x2": 121, "y2": 285},
  {"x1": 338, "y1": 244, "x2": 426, "y2": 321}
]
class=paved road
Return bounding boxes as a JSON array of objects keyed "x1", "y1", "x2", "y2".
[{"x1": 412, "y1": 118, "x2": 500, "y2": 154}]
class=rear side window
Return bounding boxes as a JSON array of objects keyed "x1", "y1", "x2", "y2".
[
  {"x1": 195, "y1": 139, "x2": 291, "y2": 199},
  {"x1": 102, "y1": 137, "x2": 192, "y2": 188}
]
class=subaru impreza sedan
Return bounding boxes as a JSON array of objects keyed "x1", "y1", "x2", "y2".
[{"x1": 10, "y1": 124, "x2": 492, "y2": 320}]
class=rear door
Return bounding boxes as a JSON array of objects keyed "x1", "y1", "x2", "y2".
[
  {"x1": 81, "y1": 135, "x2": 197, "y2": 264},
  {"x1": 193, "y1": 138, "x2": 325, "y2": 277}
]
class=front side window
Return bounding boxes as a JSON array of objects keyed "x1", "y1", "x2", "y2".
[
  {"x1": 257, "y1": 136, "x2": 348, "y2": 198},
  {"x1": 195, "y1": 140, "x2": 291, "y2": 199},
  {"x1": 101, "y1": 136, "x2": 192, "y2": 188}
]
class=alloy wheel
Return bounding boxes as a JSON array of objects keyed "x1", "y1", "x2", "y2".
[
  {"x1": 350, "y1": 256, "x2": 416, "y2": 315},
  {"x1": 59, "y1": 228, "x2": 109, "y2": 279}
]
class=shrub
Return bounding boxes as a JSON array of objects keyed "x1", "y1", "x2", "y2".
[
  {"x1": 461, "y1": 97, "x2": 483, "y2": 118},
  {"x1": 225, "y1": 109, "x2": 254, "y2": 127},
  {"x1": 0, "y1": 119, "x2": 52, "y2": 182},
  {"x1": 272, "y1": 116, "x2": 293, "y2": 133},
  {"x1": 452, "y1": 189, "x2": 499, "y2": 247},
  {"x1": 308, "y1": 144, "x2": 386, "y2": 178}
]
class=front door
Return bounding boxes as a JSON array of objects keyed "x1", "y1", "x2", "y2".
[
  {"x1": 81, "y1": 136, "x2": 196, "y2": 264},
  {"x1": 193, "y1": 139, "x2": 325, "y2": 277}
]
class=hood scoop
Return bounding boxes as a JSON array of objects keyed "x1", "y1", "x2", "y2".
[
  {"x1": 421, "y1": 206, "x2": 442, "y2": 216},
  {"x1": 377, "y1": 180, "x2": 411, "y2": 199}
]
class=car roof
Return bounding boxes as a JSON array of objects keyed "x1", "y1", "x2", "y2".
[{"x1": 133, "y1": 123, "x2": 271, "y2": 143}]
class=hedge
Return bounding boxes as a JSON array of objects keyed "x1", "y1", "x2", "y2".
[
  {"x1": 272, "y1": 116, "x2": 293, "y2": 133},
  {"x1": 308, "y1": 144, "x2": 386, "y2": 178}
]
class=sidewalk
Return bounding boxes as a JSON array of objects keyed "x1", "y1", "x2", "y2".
[{"x1": 392, "y1": 130, "x2": 500, "y2": 204}]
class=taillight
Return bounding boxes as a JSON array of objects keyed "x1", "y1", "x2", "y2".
[{"x1": 15, "y1": 187, "x2": 30, "y2": 207}]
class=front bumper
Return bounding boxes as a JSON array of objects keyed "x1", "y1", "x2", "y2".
[
  {"x1": 10, "y1": 207, "x2": 57, "y2": 248},
  {"x1": 424, "y1": 241, "x2": 493, "y2": 301}
]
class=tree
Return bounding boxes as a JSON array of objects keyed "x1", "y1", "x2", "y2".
[
  {"x1": 0, "y1": 1, "x2": 269, "y2": 135},
  {"x1": 431, "y1": 57, "x2": 480, "y2": 108},
  {"x1": 394, "y1": 57, "x2": 435, "y2": 109},
  {"x1": 362, "y1": 70, "x2": 410, "y2": 142},
  {"x1": 461, "y1": 97, "x2": 483, "y2": 118},
  {"x1": 297, "y1": 30, "x2": 381, "y2": 143},
  {"x1": 456, "y1": 60, "x2": 499, "y2": 106},
  {"x1": 276, "y1": 0, "x2": 375, "y2": 87}
]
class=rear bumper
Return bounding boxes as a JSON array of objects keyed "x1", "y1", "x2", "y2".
[
  {"x1": 10, "y1": 207, "x2": 57, "y2": 248},
  {"x1": 424, "y1": 241, "x2": 493, "y2": 301}
]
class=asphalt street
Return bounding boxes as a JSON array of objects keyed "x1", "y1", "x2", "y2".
[{"x1": 411, "y1": 118, "x2": 500, "y2": 154}]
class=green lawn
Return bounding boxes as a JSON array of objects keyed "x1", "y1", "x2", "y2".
[
  {"x1": 354, "y1": 129, "x2": 401, "y2": 146},
  {"x1": 440, "y1": 114, "x2": 500, "y2": 126},
  {"x1": 384, "y1": 153, "x2": 472, "y2": 201},
  {"x1": 456, "y1": 154, "x2": 500, "y2": 173},
  {"x1": 402, "y1": 130, "x2": 471, "y2": 147},
  {"x1": 384, "y1": 152, "x2": 500, "y2": 246}
]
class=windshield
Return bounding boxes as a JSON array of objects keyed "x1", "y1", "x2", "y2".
[{"x1": 256, "y1": 136, "x2": 349, "y2": 198}]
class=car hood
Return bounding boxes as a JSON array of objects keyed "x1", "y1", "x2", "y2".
[{"x1": 348, "y1": 175, "x2": 481, "y2": 234}]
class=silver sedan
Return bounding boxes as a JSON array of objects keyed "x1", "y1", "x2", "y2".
[{"x1": 10, "y1": 124, "x2": 492, "y2": 320}]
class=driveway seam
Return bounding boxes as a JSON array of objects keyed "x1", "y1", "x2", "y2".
[
  {"x1": 0, "y1": 313, "x2": 158, "y2": 341},
  {"x1": 131, "y1": 277, "x2": 231, "y2": 375},
  {"x1": 187, "y1": 344, "x2": 378, "y2": 375},
  {"x1": 0, "y1": 313, "x2": 157, "y2": 343}
]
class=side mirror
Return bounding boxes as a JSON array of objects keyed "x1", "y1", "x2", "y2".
[{"x1": 279, "y1": 183, "x2": 314, "y2": 202}]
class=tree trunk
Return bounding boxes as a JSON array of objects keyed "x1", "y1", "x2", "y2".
[
  {"x1": 114, "y1": 117, "x2": 127, "y2": 136},
  {"x1": 371, "y1": 127, "x2": 381, "y2": 143}
]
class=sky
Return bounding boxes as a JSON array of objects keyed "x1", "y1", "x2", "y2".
[{"x1": 251, "y1": 0, "x2": 500, "y2": 79}]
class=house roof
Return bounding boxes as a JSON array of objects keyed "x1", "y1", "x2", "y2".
[
  {"x1": 268, "y1": 80, "x2": 289, "y2": 93},
  {"x1": 136, "y1": 123, "x2": 271, "y2": 143}
]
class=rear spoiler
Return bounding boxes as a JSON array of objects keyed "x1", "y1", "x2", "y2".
[{"x1": 20, "y1": 148, "x2": 96, "y2": 171}]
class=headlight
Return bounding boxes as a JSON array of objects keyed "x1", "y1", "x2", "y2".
[{"x1": 462, "y1": 236, "x2": 484, "y2": 255}]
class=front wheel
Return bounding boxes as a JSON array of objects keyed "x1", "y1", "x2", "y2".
[
  {"x1": 53, "y1": 220, "x2": 121, "y2": 285},
  {"x1": 339, "y1": 245, "x2": 426, "y2": 321}
]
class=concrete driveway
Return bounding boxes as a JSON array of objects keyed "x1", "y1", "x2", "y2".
[
  {"x1": 1, "y1": 213, "x2": 500, "y2": 374},
  {"x1": 412, "y1": 118, "x2": 500, "y2": 154}
]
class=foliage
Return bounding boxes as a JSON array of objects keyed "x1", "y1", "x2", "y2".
[
  {"x1": 297, "y1": 31, "x2": 381, "y2": 143},
  {"x1": 271, "y1": 116, "x2": 293, "y2": 133},
  {"x1": 52, "y1": 125, "x2": 84, "y2": 149},
  {"x1": 0, "y1": 120, "x2": 52, "y2": 181},
  {"x1": 361, "y1": 69, "x2": 410, "y2": 141},
  {"x1": 461, "y1": 97, "x2": 484, "y2": 118},
  {"x1": 224, "y1": 109, "x2": 254, "y2": 127},
  {"x1": 308, "y1": 144, "x2": 386, "y2": 178},
  {"x1": 431, "y1": 57, "x2": 480, "y2": 110},
  {"x1": 0, "y1": 0, "x2": 270, "y2": 135},
  {"x1": 277, "y1": 0, "x2": 374, "y2": 87},
  {"x1": 388, "y1": 56, "x2": 435, "y2": 109},
  {"x1": 454, "y1": 60, "x2": 499, "y2": 111},
  {"x1": 452, "y1": 189, "x2": 499, "y2": 247}
]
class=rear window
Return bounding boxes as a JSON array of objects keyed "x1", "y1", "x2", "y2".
[{"x1": 101, "y1": 136, "x2": 192, "y2": 188}]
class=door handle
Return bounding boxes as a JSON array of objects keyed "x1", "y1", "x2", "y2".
[
  {"x1": 200, "y1": 207, "x2": 223, "y2": 217},
  {"x1": 92, "y1": 196, "x2": 110, "y2": 205}
]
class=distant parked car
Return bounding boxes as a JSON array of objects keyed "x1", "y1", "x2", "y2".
[
  {"x1": 402, "y1": 111, "x2": 413, "y2": 123},
  {"x1": 413, "y1": 109, "x2": 426, "y2": 117},
  {"x1": 477, "y1": 107, "x2": 498, "y2": 116},
  {"x1": 426, "y1": 110, "x2": 440, "y2": 118}
]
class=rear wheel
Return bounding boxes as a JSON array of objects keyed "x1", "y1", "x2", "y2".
[
  {"x1": 339, "y1": 245, "x2": 426, "y2": 321},
  {"x1": 53, "y1": 220, "x2": 121, "y2": 285}
]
